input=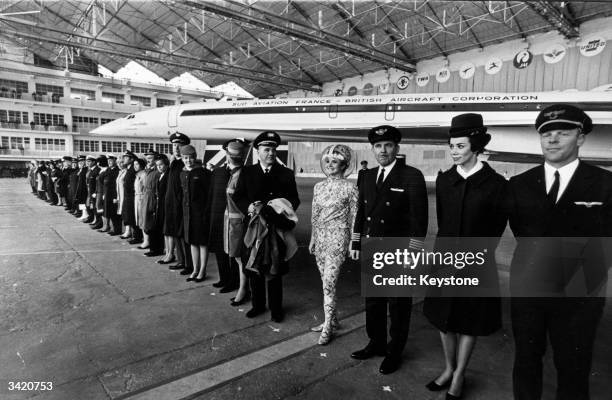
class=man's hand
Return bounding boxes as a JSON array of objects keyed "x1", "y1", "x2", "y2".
[
  {"x1": 248, "y1": 201, "x2": 262, "y2": 215},
  {"x1": 308, "y1": 241, "x2": 315, "y2": 254},
  {"x1": 350, "y1": 250, "x2": 360, "y2": 260}
]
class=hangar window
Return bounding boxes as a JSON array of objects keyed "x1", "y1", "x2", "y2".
[
  {"x1": 35, "y1": 138, "x2": 65, "y2": 151},
  {"x1": 131, "y1": 95, "x2": 151, "y2": 107},
  {"x1": 33, "y1": 113, "x2": 64, "y2": 126},
  {"x1": 102, "y1": 91, "x2": 125, "y2": 104},
  {"x1": 131, "y1": 142, "x2": 155, "y2": 154},
  {"x1": 35, "y1": 83, "x2": 64, "y2": 97},
  {"x1": 74, "y1": 139, "x2": 99, "y2": 152},
  {"x1": 155, "y1": 143, "x2": 172, "y2": 154},
  {"x1": 0, "y1": 79, "x2": 28, "y2": 94},
  {"x1": 0, "y1": 110, "x2": 28, "y2": 124},
  {"x1": 156, "y1": 98, "x2": 175, "y2": 107},
  {"x1": 101, "y1": 118, "x2": 115, "y2": 125},
  {"x1": 71, "y1": 88, "x2": 95, "y2": 100}
]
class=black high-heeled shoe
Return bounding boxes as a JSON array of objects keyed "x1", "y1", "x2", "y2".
[
  {"x1": 230, "y1": 294, "x2": 250, "y2": 306},
  {"x1": 426, "y1": 379, "x2": 451, "y2": 391}
]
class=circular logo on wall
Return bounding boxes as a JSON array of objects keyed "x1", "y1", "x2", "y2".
[
  {"x1": 513, "y1": 49, "x2": 533, "y2": 69},
  {"x1": 334, "y1": 88, "x2": 343, "y2": 96},
  {"x1": 363, "y1": 83, "x2": 374, "y2": 96},
  {"x1": 416, "y1": 72, "x2": 430, "y2": 87},
  {"x1": 396, "y1": 75, "x2": 411, "y2": 90},
  {"x1": 378, "y1": 82, "x2": 390, "y2": 93},
  {"x1": 436, "y1": 67, "x2": 451, "y2": 83},
  {"x1": 347, "y1": 86, "x2": 358, "y2": 96},
  {"x1": 485, "y1": 57, "x2": 502, "y2": 75},
  {"x1": 543, "y1": 43, "x2": 566, "y2": 64},
  {"x1": 459, "y1": 62, "x2": 475, "y2": 79},
  {"x1": 579, "y1": 36, "x2": 606, "y2": 57}
]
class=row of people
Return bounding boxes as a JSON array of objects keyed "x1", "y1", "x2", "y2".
[{"x1": 28, "y1": 104, "x2": 610, "y2": 400}]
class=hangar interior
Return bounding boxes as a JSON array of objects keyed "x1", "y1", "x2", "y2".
[{"x1": 1, "y1": 0, "x2": 611, "y2": 176}]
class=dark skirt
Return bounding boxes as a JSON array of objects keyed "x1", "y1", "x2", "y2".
[{"x1": 423, "y1": 296, "x2": 502, "y2": 336}]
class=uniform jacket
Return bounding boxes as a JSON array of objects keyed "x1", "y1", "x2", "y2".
[
  {"x1": 121, "y1": 164, "x2": 136, "y2": 225},
  {"x1": 163, "y1": 158, "x2": 185, "y2": 237},
  {"x1": 350, "y1": 163, "x2": 428, "y2": 251},
  {"x1": 142, "y1": 167, "x2": 161, "y2": 233},
  {"x1": 233, "y1": 162, "x2": 300, "y2": 216},
  {"x1": 207, "y1": 165, "x2": 231, "y2": 253},
  {"x1": 75, "y1": 167, "x2": 88, "y2": 204},
  {"x1": 424, "y1": 163, "x2": 507, "y2": 336},
  {"x1": 95, "y1": 168, "x2": 108, "y2": 212},
  {"x1": 180, "y1": 166, "x2": 211, "y2": 245},
  {"x1": 86, "y1": 165, "x2": 100, "y2": 207},
  {"x1": 154, "y1": 171, "x2": 168, "y2": 232},
  {"x1": 102, "y1": 166, "x2": 119, "y2": 218},
  {"x1": 506, "y1": 161, "x2": 612, "y2": 297}
]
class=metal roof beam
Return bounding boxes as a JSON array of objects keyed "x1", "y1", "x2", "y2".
[
  {"x1": 181, "y1": 0, "x2": 415, "y2": 73},
  {"x1": 526, "y1": 1, "x2": 579, "y2": 39},
  {"x1": 0, "y1": 18, "x2": 317, "y2": 87},
  {"x1": 0, "y1": 28, "x2": 320, "y2": 92}
]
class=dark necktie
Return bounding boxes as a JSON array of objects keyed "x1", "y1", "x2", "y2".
[
  {"x1": 376, "y1": 168, "x2": 385, "y2": 192},
  {"x1": 547, "y1": 170, "x2": 560, "y2": 205}
]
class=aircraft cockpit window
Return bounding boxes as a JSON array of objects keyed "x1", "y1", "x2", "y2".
[{"x1": 126, "y1": 114, "x2": 135, "y2": 119}]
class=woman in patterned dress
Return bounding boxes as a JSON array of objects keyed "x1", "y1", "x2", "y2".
[{"x1": 309, "y1": 144, "x2": 358, "y2": 345}]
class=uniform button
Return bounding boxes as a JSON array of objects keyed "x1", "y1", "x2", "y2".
[
  {"x1": 366, "y1": 217, "x2": 371, "y2": 221},
  {"x1": 364, "y1": 200, "x2": 368, "y2": 203},
  {"x1": 385, "y1": 202, "x2": 390, "y2": 206},
  {"x1": 365, "y1": 235, "x2": 370, "y2": 238},
  {"x1": 380, "y1": 219, "x2": 385, "y2": 224}
]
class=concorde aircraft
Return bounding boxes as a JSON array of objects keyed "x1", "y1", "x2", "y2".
[{"x1": 90, "y1": 90, "x2": 612, "y2": 164}]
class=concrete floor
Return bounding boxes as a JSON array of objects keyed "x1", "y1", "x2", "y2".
[{"x1": 0, "y1": 178, "x2": 610, "y2": 400}]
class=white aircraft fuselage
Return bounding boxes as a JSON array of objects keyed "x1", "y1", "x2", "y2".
[{"x1": 91, "y1": 90, "x2": 612, "y2": 160}]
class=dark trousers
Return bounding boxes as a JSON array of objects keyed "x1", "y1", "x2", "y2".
[
  {"x1": 365, "y1": 297, "x2": 413, "y2": 357},
  {"x1": 215, "y1": 252, "x2": 239, "y2": 288},
  {"x1": 511, "y1": 298, "x2": 604, "y2": 400},
  {"x1": 249, "y1": 273, "x2": 282, "y2": 315}
]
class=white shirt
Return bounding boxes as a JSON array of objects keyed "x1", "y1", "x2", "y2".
[
  {"x1": 377, "y1": 159, "x2": 397, "y2": 183},
  {"x1": 544, "y1": 158, "x2": 579, "y2": 202},
  {"x1": 260, "y1": 163, "x2": 273, "y2": 174},
  {"x1": 457, "y1": 160, "x2": 483, "y2": 179}
]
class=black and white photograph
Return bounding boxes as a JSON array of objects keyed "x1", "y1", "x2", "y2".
[{"x1": 0, "y1": 1, "x2": 611, "y2": 399}]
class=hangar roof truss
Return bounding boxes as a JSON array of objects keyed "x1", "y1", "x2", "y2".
[{"x1": 1, "y1": 0, "x2": 611, "y2": 97}]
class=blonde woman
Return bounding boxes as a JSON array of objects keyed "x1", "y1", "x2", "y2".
[{"x1": 309, "y1": 144, "x2": 358, "y2": 345}]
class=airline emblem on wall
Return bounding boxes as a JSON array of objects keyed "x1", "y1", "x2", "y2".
[
  {"x1": 543, "y1": 43, "x2": 566, "y2": 64},
  {"x1": 396, "y1": 75, "x2": 411, "y2": 90},
  {"x1": 436, "y1": 67, "x2": 451, "y2": 83},
  {"x1": 378, "y1": 82, "x2": 390, "y2": 93},
  {"x1": 459, "y1": 63, "x2": 475, "y2": 79},
  {"x1": 363, "y1": 83, "x2": 374, "y2": 96},
  {"x1": 347, "y1": 86, "x2": 358, "y2": 96},
  {"x1": 334, "y1": 89, "x2": 343, "y2": 96},
  {"x1": 416, "y1": 72, "x2": 430, "y2": 87},
  {"x1": 579, "y1": 36, "x2": 606, "y2": 57},
  {"x1": 513, "y1": 50, "x2": 533, "y2": 69},
  {"x1": 485, "y1": 57, "x2": 502, "y2": 75}
]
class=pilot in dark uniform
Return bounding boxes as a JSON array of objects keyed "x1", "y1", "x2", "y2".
[
  {"x1": 84, "y1": 155, "x2": 99, "y2": 225},
  {"x1": 233, "y1": 131, "x2": 300, "y2": 323},
  {"x1": 506, "y1": 105, "x2": 612, "y2": 400},
  {"x1": 349, "y1": 125, "x2": 428, "y2": 375}
]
